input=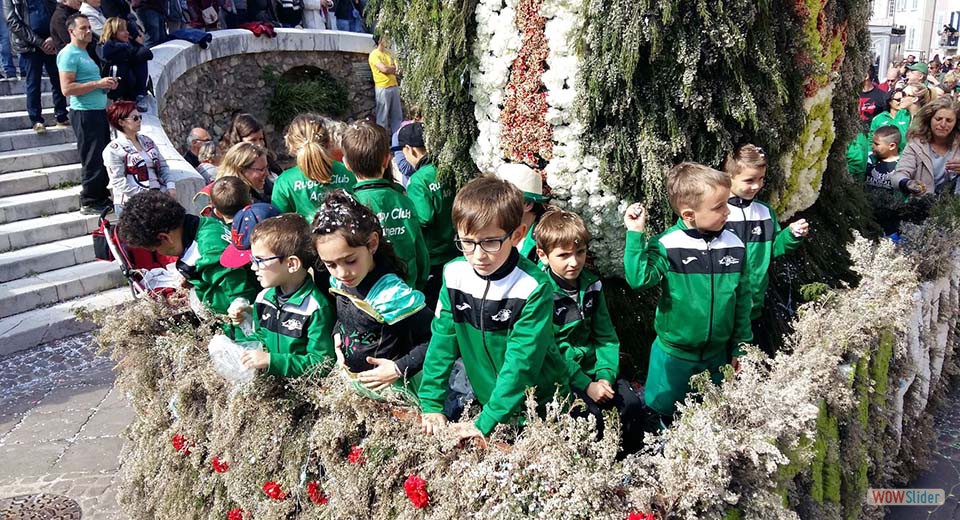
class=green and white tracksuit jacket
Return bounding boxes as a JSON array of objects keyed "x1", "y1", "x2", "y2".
[
  {"x1": 254, "y1": 277, "x2": 336, "y2": 378},
  {"x1": 545, "y1": 268, "x2": 620, "y2": 391},
  {"x1": 725, "y1": 196, "x2": 804, "y2": 321},
  {"x1": 178, "y1": 215, "x2": 261, "y2": 316},
  {"x1": 418, "y1": 249, "x2": 571, "y2": 435},
  {"x1": 624, "y1": 220, "x2": 753, "y2": 361}
]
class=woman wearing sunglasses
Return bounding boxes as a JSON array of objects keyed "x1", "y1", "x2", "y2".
[
  {"x1": 102, "y1": 100, "x2": 175, "y2": 214},
  {"x1": 870, "y1": 88, "x2": 913, "y2": 152}
]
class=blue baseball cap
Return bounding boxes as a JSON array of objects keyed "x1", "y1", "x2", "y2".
[{"x1": 220, "y1": 203, "x2": 281, "y2": 268}]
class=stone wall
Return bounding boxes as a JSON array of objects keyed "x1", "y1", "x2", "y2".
[{"x1": 159, "y1": 50, "x2": 374, "y2": 159}]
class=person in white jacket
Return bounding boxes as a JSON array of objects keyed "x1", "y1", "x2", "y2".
[
  {"x1": 102, "y1": 99, "x2": 176, "y2": 213},
  {"x1": 79, "y1": 0, "x2": 107, "y2": 36}
]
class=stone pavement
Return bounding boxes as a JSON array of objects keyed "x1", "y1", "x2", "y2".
[{"x1": 0, "y1": 333, "x2": 130, "y2": 519}]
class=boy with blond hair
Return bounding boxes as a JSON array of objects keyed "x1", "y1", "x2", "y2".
[
  {"x1": 535, "y1": 210, "x2": 644, "y2": 449},
  {"x1": 623, "y1": 162, "x2": 753, "y2": 422},
  {"x1": 418, "y1": 176, "x2": 571, "y2": 442}
]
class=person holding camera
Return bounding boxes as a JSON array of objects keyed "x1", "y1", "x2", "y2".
[{"x1": 58, "y1": 13, "x2": 118, "y2": 214}]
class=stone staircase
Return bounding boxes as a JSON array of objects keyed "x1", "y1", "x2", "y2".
[{"x1": 0, "y1": 78, "x2": 129, "y2": 357}]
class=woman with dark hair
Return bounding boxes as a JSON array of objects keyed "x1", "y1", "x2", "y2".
[
  {"x1": 102, "y1": 100, "x2": 174, "y2": 213},
  {"x1": 870, "y1": 88, "x2": 911, "y2": 151},
  {"x1": 891, "y1": 96, "x2": 960, "y2": 196},
  {"x1": 220, "y1": 112, "x2": 283, "y2": 175},
  {"x1": 99, "y1": 16, "x2": 151, "y2": 107}
]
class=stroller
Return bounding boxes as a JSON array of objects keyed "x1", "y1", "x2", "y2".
[{"x1": 92, "y1": 207, "x2": 183, "y2": 299}]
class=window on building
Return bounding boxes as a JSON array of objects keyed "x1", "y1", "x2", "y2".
[
  {"x1": 908, "y1": 27, "x2": 917, "y2": 49},
  {"x1": 897, "y1": 0, "x2": 906, "y2": 11},
  {"x1": 912, "y1": 0, "x2": 919, "y2": 11}
]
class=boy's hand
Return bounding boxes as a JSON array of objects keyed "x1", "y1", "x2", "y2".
[
  {"x1": 623, "y1": 203, "x2": 647, "y2": 233},
  {"x1": 586, "y1": 381, "x2": 614, "y2": 403},
  {"x1": 240, "y1": 350, "x2": 270, "y2": 370},
  {"x1": 421, "y1": 413, "x2": 447, "y2": 435},
  {"x1": 226, "y1": 304, "x2": 250, "y2": 325},
  {"x1": 450, "y1": 422, "x2": 485, "y2": 446},
  {"x1": 358, "y1": 357, "x2": 401, "y2": 392},
  {"x1": 789, "y1": 219, "x2": 809, "y2": 238}
]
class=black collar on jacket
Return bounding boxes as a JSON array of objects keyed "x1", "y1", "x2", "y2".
[
  {"x1": 727, "y1": 195, "x2": 754, "y2": 208},
  {"x1": 477, "y1": 247, "x2": 520, "y2": 281},
  {"x1": 681, "y1": 226, "x2": 723, "y2": 243}
]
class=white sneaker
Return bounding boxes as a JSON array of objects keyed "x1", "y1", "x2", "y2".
[{"x1": 32, "y1": 122, "x2": 46, "y2": 134}]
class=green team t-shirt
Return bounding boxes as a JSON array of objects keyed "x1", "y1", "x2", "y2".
[
  {"x1": 56, "y1": 44, "x2": 107, "y2": 110},
  {"x1": 405, "y1": 162, "x2": 457, "y2": 267},
  {"x1": 271, "y1": 161, "x2": 356, "y2": 220},
  {"x1": 352, "y1": 179, "x2": 431, "y2": 289}
]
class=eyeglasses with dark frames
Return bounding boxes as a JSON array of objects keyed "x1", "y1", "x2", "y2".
[{"x1": 454, "y1": 232, "x2": 513, "y2": 254}]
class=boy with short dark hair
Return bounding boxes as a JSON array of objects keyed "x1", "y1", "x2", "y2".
[
  {"x1": 209, "y1": 176, "x2": 253, "y2": 221},
  {"x1": 535, "y1": 210, "x2": 644, "y2": 449},
  {"x1": 117, "y1": 190, "x2": 261, "y2": 317},
  {"x1": 399, "y1": 122, "x2": 457, "y2": 308},
  {"x1": 865, "y1": 125, "x2": 913, "y2": 237},
  {"x1": 341, "y1": 119, "x2": 431, "y2": 290},
  {"x1": 418, "y1": 176, "x2": 571, "y2": 442},
  {"x1": 722, "y1": 144, "x2": 808, "y2": 352},
  {"x1": 234, "y1": 213, "x2": 337, "y2": 378},
  {"x1": 623, "y1": 162, "x2": 753, "y2": 422}
]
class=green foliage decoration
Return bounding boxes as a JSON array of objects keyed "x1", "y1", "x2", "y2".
[{"x1": 264, "y1": 66, "x2": 349, "y2": 131}]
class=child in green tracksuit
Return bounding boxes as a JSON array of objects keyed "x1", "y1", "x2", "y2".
[
  {"x1": 419, "y1": 176, "x2": 571, "y2": 443},
  {"x1": 397, "y1": 122, "x2": 457, "y2": 308},
  {"x1": 535, "y1": 210, "x2": 645, "y2": 450},
  {"x1": 231, "y1": 213, "x2": 336, "y2": 378},
  {"x1": 623, "y1": 162, "x2": 753, "y2": 422},
  {"x1": 722, "y1": 144, "x2": 808, "y2": 353},
  {"x1": 271, "y1": 114, "x2": 356, "y2": 220},
  {"x1": 341, "y1": 119, "x2": 430, "y2": 290}
]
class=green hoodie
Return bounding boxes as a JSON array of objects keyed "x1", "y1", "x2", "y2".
[
  {"x1": 405, "y1": 160, "x2": 457, "y2": 266},
  {"x1": 271, "y1": 162, "x2": 356, "y2": 220},
  {"x1": 725, "y1": 196, "x2": 804, "y2": 320},
  {"x1": 418, "y1": 250, "x2": 570, "y2": 435},
  {"x1": 624, "y1": 220, "x2": 753, "y2": 361},
  {"x1": 254, "y1": 277, "x2": 336, "y2": 378},
  {"x1": 180, "y1": 216, "x2": 261, "y2": 315},
  {"x1": 544, "y1": 267, "x2": 620, "y2": 391},
  {"x1": 352, "y1": 178, "x2": 431, "y2": 289}
]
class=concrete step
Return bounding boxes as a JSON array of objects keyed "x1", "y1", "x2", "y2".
[
  {"x1": 0, "y1": 260, "x2": 125, "y2": 319},
  {"x1": 0, "y1": 78, "x2": 52, "y2": 97},
  {"x1": 0, "y1": 185, "x2": 81, "y2": 224},
  {"x1": 0, "y1": 235, "x2": 94, "y2": 283},
  {"x1": 0, "y1": 212, "x2": 99, "y2": 253},
  {"x1": 0, "y1": 286, "x2": 131, "y2": 358},
  {"x1": 0, "y1": 108, "x2": 58, "y2": 132},
  {"x1": 0, "y1": 164, "x2": 82, "y2": 198},
  {"x1": 0, "y1": 143, "x2": 78, "y2": 174},
  {"x1": 0, "y1": 125, "x2": 75, "y2": 153},
  {"x1": 0, "y1": 91, "x2": 53, "y2": 113}
]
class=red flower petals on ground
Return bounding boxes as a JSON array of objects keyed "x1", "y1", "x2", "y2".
[
  {"x1": 171, "y1": 434, "x2": 192, "y2": 455},
  {"x1": 307, "y1": 481, "x2": 328, "y2": 505},
  {"x1": 227, "y1": 508, "x2": 244, "y2": 520},
  {"x1": 404, "y1": 474, "x2": 429, "y2": 509},
  {"x1": 347, "y1": 445, "x2": 365, "y2": 465},
  {"x1": 211, "y1": 456, "x2": 229, "y2": 473},
  {"x1": 626, "y1": 512, "x2": 655, "y2": 520},
  {"x1": 262, "y1": 481, "x2": 287, "y2": 501}
]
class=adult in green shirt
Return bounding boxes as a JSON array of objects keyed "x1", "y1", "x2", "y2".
[{"x1": 57, "y1": 13, "x2": 116, "y2": 214}]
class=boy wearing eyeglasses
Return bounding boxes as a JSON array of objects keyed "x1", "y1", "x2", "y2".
[
  {"x1": 229, "y1": 213, "x2": 336, "y2": 378},
  {"x1": 342, "y1": 119, "x2": 431, "y2": 290},
  {"x1": 418, "y1": 176, "x2": 571, "y2": 443}
]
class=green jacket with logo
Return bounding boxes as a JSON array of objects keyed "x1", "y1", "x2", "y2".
[
  {"x1": 271, "y1": 162, "x2": 356, "y2": 220},
  {"x1": 418, "y1": 250, "x2": 571, "y2": 435},
  {"x1": 624, "y1": 220, "x2": 753, "y2": 361},
  {"x1": 352, "y1": 178, "x2": 431, "y2": 289},
  {"x1": 725, "y1": 196, "x2": 804, "y2": 320},
  {"x1": 545, "y1": 268, "x2": 620, "y2": 391},
  {"x1": 405, "y1": 160, "x2": 457, "y2": 267},
  {"x1": 179, "y1": 216, "x2": 261, "y2": 315},
  {"x1": 254, "y1": 277, "x2": 336, "y2": 378}
]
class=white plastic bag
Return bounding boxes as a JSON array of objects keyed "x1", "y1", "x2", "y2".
[{"x1": 208, "y1": 334, "x2": 257, "y2": 383}]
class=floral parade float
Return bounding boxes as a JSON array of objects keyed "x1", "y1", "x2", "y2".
[{"x1": 96, "y1": 0, "x2": 960, "y2": 518}]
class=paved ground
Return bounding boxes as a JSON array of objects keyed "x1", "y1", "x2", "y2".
[{"x1": 0, "y1": 333, "x2": 130, "y2": 519}]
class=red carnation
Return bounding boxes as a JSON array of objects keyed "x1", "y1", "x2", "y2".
[
  {"x1": 307, "y1": 481, "x2": 328, "y2": 505},
  {"x1": 627, "y1": 513, "x2": 655, "y2": 520},
  {"x1": 171, "y1": 434, "x2": 191, "y2": 455},
  {"x1": 227, "y1": 508, "x2": 244, "y2": 520},
  {"x1": 262, "y1": 481, "x2": 287, "y2": 501},
  {"x1": 211, "y1": 456, "x2": 229, "y2": 473},
  {"x1": 404, "y1": 474, "x2": 429, "y2": 509},
  {"x1": 347, "y1": 446, "x2": 365, "y2": 465}
]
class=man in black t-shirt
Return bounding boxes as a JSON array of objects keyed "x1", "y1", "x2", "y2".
[{"x1": 859, "y1": 70, "x2": 888, "y2": 132}]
